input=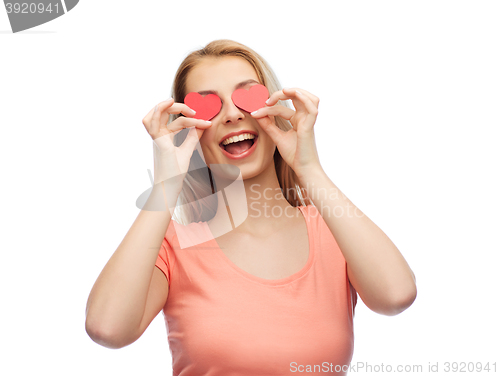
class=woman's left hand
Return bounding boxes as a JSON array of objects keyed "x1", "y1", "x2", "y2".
[{"x1": 251, "y1": 88, "x2": 323, "y2": 181}]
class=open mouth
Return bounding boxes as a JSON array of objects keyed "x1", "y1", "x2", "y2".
[
  {"x1": 220, "y1": 138, "x2": 255, "y2": 155},
  {"x1": 219, "y1": 133, "x2": 258, "y2": 156}
]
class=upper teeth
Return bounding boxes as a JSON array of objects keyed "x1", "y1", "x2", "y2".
[{"x1": 222, "y1": 133, "x2": 255, "y2": 145}]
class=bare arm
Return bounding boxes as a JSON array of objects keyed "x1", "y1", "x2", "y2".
[
  {"x1": 85, "y1": 182, "x2": 177, "y2": 348},
  {"x1": 84, "y1": 99, "x2": 210, "y2": 348},
  {"x1": 304, "y1": 168, "x2": 417, "y2": 316},
  {"x1": 252, "y1": 88, "x2": 416, "y2": 316}
]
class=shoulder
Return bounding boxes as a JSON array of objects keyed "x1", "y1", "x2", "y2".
[
  {"x1": 298, "y1": 204, "x2": 322, "y2": 223},
  {"x1": 299, "y1": 204, "x2": 336, "y2": 240},
  {"x1": 166, "y1": 219, "x2": 211, "y2": 250}
]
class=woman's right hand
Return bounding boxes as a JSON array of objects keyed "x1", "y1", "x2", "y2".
[{"x1": 142, "y1": 98, "x2": 212, "y2": 186}]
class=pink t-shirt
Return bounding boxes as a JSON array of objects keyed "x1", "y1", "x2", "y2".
[{"x1": 155, "y1": 205, "x2": 357, "y2": 375}]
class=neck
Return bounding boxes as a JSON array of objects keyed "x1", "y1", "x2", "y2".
[{"x1": 208, "y1": 160, "x2": 297, "y2": 235}]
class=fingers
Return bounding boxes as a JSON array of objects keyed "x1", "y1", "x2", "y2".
[
  {"x1": 143, "y1": 99, "x2": 204, "y2": 139},
  {"x1": 143, "y1": 98, "x2": 174, "y2": 136},
  {"x1": 267, "y1": 88, "x2": 319, "y2": 106},
  {"x1": 164, "y1": 102, "x2": 198, "y2": 116},
  {"x1": 266, "y1": 88, "x2": 319, "y2": 117},
  {"x1": 250, "y1": 104, "x2": 295, "y2": 120},
  {"x1": 167, "y1": 117, "x2": 211, "y2": 133},
  {"x1": 179, "y1": 126, "x2": 202, "y2": 154},
  {"x1": 253, "y1": 116, "x2": 287, "y2": 145}
]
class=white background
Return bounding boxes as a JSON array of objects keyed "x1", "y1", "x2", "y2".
[{"x1": 1, "y1": 1, "x2": 499, "y2": 375}]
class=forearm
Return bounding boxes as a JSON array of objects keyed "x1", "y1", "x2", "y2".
[
  {"x1": 85, "y1": 182, "x2": 178, "y2": 343},
  {"x1": 300, "y1": 168, "x2": 417, "y2": 315}
]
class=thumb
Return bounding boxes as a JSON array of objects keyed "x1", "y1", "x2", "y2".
[
  {"x1": 180, "y1": 127, "x2": 201, "y2": 155},
  {"x1": 256, "y1": 116, "x2": 286, "y2": 145}
]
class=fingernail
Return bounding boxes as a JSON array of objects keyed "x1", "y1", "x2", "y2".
[
  {"x1": 265, "y1": 98, "x2": 270, "y2": 104},
  {"x1": 192, "y1": 110, "x2": 197, "y2": 114},
  {"x1": 251, "y1": 110, "x2": 259, "y2": 115},
  {"x1": 205, "y1": 120, "x2": 212, "y2": 124},
  {"x1": 154, "y1": 105, "x2": 158, "y2": 113},
  {"x1": 296, "y1": 90, "x2": 302, "y2": 95}
]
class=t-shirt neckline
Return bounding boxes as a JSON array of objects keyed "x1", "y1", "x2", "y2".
[{"x1": 203, "y1": 205, "x2": 315, "y2": 286}]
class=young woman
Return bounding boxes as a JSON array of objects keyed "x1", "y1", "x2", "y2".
[{"x1": 85, "y1": 40, "x2": 417, "y2": 375}]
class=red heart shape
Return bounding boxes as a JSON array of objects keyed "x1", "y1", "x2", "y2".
[
  {"x1": 184, "y1": 92, "x2": 222, "y2": 121},
  {"x1": 231, "y1": 84, "x2": 269, "y2": 113}
]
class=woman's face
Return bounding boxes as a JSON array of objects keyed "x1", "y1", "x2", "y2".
[{"x1": 184, "y1": 56, "x2": 276, "y2": 180}]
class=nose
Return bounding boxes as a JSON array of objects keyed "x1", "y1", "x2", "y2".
[{"x1": 220, "y1": 97, "x2": 245, "y2": 125}]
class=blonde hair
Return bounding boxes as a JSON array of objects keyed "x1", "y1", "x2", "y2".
[{"x1": 169, "y1": 39, "x2": 312, "y2": 224}]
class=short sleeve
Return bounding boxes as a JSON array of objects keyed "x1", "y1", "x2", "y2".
[{"x1": 155, "y1": 233, "x2": 174, "y2": 284}]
